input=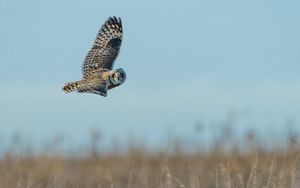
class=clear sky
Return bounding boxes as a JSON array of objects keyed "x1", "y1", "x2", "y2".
[{"x1": 0, "y1": 0, "x2": 299, "y2": 148}]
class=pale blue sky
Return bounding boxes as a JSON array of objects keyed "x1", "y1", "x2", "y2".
[{"x1": 0, "y1": 0, "x2": 299, "y2": 148}]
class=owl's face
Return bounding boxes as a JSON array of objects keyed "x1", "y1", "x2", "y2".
[{"x1": 109, "y1": 68, "x2": 126, "y2": 85}]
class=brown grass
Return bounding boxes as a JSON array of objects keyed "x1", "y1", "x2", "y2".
[
  {"x1": 1, "y1": 148, "x2": 300, "y2": 188},
  {"x1": 2, "y1": 122, "x2": 299, "y2": 188}
]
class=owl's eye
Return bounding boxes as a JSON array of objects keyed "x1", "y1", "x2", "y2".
[
  {"x1": 113, "y1": 73, "x2": 117, "y2": 78},
  {"x1": 119, "y1": 73, "x2": 123, "y2": 79}
]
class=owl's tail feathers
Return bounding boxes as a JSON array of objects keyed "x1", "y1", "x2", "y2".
[{"x1": 62, "y1": 81, "x2": 81, "y2": 93}]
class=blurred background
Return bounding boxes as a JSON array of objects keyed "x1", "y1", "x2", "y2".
[
  {"x1": 1, "y1": 1, "x2": 300, "y2": 188},
  {"x1": 0, "y1": 0, "x2": 300, "y2": 153}
]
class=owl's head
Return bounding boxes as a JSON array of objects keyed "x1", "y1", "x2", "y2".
[{"x1": 109, "y1": 68, "x2": 126, "y2": 85}]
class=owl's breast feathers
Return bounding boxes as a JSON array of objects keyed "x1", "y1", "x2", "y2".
[{"x1": 63, "y1": 69, "x2": 110, "y2": 93}]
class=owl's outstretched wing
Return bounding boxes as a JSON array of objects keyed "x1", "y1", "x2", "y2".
[{"x1": 82, "y1": 16, "x2": 123, "y2": 77}]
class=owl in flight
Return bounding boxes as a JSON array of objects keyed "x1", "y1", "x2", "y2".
[{"x1": 62, "y1": 16, "x2": 126, "y2": 97}]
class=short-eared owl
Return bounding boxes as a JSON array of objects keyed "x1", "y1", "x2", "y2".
[{"x1": 62, "y1": 16, "x2": 126, "y2": 97}]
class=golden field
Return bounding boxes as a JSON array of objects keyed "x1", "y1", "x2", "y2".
[
  {"x1": 1, "y1": 127, "x2": 300, "y2": 188},
  {"x1": 2, "y1": 148, "x2": 300, "y2": 188}
]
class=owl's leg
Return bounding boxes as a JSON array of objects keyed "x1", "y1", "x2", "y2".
[
  {"x1": 93, "y1": 85, "x2": 108, "y2": 97},
  {"x1": 99, "y1": 89, "x2": 107, "y2": 97}
]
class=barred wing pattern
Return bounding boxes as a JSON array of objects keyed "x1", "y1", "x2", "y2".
[{"x1": 82, "y1": 17, "x2": 123, "y2": 77}]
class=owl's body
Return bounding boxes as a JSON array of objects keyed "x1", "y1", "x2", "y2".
[{"x1": 63, "y1": 16, "x2": 126, "y2": 97}]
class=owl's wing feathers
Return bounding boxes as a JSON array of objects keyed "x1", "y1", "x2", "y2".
[{"x1": 82, "y1": 17, "x2": 123, "y2": 77}]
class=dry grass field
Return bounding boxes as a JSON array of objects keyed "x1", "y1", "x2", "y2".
[
  {"x1": 1, "y1": 139, "x2": 300, "y2": 188},
  {"x1": 1, "y1": 124, "x2": 300, "y2": 188},
  {"x1": 2, "y1": 148, "x2": 300, "y2": 188}
]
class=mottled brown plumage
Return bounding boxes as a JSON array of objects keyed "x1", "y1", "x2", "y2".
[
  {"x1": 63, "y1": 16, "x2": 126, "y2": 97},
  {"x1": 82, "y1": 16, "x2": 123, "y2": 76}
]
